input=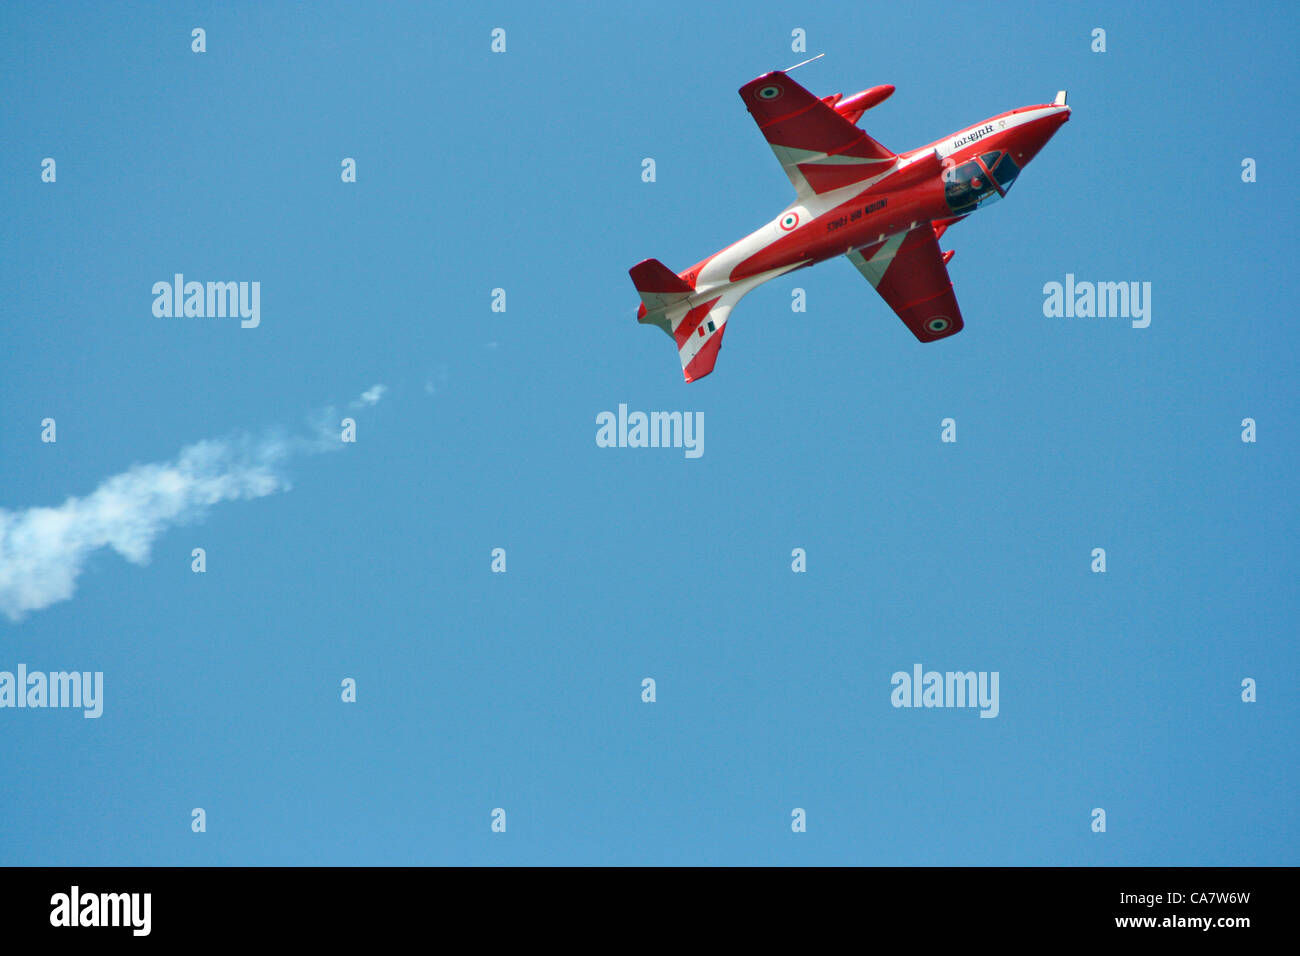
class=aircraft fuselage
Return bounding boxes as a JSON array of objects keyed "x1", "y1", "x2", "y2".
[
  {"x1": 628, "y1": 72, "x2": 1071, "y2": 381},
  {"x1": 681, "y1": 103, "x2": 1070, "y2": 300}
]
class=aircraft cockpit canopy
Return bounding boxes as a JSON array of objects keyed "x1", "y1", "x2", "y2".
[{"x1": 944, "y1": 150, "x2": 1021, "y2": 215}]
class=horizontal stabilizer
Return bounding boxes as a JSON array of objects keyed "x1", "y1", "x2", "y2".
[{"x1": 630, "y1": 259, "x2": 694, "y2": 317}]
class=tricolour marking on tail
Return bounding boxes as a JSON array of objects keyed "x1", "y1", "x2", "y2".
[
  {"x1": 675, "y1": 296, "x2": 729, "y2": 382},
  {"x1": 650, "y1": 288, "x2": 747, "y2": 382},
  {"x1": 630, "y1": 261, "x2": 750, "y2": 382}
]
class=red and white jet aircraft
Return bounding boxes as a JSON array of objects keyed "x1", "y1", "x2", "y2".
[{"x1": 629, "y1": 67, "x2": 1070, "y2": 382}]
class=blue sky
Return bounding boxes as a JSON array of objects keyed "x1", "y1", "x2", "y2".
[{"x1": 1, "y1": 0, "x2": 1296, "y2": 865}]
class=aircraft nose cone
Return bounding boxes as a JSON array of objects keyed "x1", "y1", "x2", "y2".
[
  {"x1": 1048, "y1": 105, "x2": 1071, "y2": 138},
  {"x1": 1013, "y1": 107, "x2": 1070, "y2": 166},
  {"x1": 1039, "y1": 104, "x2": 1070, "y2": 134}
]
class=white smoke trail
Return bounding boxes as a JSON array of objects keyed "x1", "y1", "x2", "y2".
[
  {"x1": 0, "y1": 387, "x2": 386, "y2": 622},
  {"x1": 351, "y1": 384, "x2": 387, "y2": 408}
]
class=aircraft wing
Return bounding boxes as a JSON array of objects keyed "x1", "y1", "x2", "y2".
[
  {"x1": 739, "y1": 71, "x2": 896, "y2": 200},
  {"x1": 846, "y1": 227, "x2": 965, "y2": 342}
]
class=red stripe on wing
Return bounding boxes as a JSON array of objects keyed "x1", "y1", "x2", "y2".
[{"x1": 740, "y1": 71, "x2": 893, "y2": 161}]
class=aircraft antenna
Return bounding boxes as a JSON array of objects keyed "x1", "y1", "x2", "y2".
[{"x1": 785, "y1": 52, "x2": 825, "y2": 72}]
